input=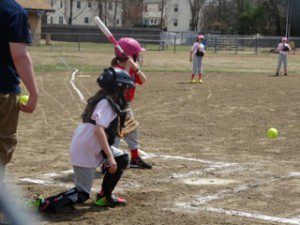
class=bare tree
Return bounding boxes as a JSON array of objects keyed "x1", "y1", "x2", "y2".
[
  {"x1": 53, "y1": 0, "x2": 88, "y2": 25},
  {"x1": 122, "y1": 0, "x2": 143, "y2": 27},
  {"x1": 113, "y1": 0, "x2": 118, "y2": 27},
  {"x1": 189, "y1": 0, "x2": 205, "y2": 31},
  {"x1": 159, "y1": 0, "x2": 167, "y2": 30}
]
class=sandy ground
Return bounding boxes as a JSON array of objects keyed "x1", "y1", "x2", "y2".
[{"x1": 5, "y1": 71, "x2": 300, "y2": 225}]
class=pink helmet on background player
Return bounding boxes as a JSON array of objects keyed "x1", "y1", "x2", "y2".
[
  {"x1": 197, "y1": 34, "x2": 205, "y2": 39},
  {"x1": 282, "y1": 37, "x2": 288, "y2": 42},
  {"x1": 115, "y1": 37, "x2": 145, "y2": 59}
]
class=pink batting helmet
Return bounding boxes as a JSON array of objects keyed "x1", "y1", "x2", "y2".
[
  {"x1": 115, "y1": 37, "x2": 145, "y2": 58},
  {"x1": 282, "y1": 37, "x2": 288, "y2": 42},
  {"x1": 197, "y1": 34, "x2": 205, "y2": 39}
]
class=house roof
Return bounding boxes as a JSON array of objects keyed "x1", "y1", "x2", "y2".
[{"x1": 16, "y1": 0, "x2": 53, "y2": 11}]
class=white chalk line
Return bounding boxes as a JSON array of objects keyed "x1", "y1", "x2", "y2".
[
  {"x1": 166, "y1": 205, "x2": 300, "y2": 225},
  {"x1": 19, "y1": 151, "x2": 300, "y2": 224},
  {"x1": 165, "y1": 172, "x2": 300, "y2": 224},
  {"x1": 70, "y1": 69, "x2": 86, "y2": 104},
  {"x1": 60, "y1": 58, "x2": 87, "y2": 104},
  {"x1": 19, "y1": 152, "x2": 237, "y2": 192}
]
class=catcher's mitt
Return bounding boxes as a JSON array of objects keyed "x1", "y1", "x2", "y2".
[
  {"x1": 196, "y1": 50, "x2": 204, "y2": 57},
  {"x1": 282, "y1": 45, "x2": 290, "y2": 52},
  {"x1": 119, "y1": 117, "x2": 139, "y2": 138}
]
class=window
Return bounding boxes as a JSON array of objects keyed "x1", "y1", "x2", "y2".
[
  {"x1": 60, "y1": 0, "x2": 63, "y2": 8},
  {"x1": 88, "y1": 1, "x2": 92, "y2": 8},
  {"x1": 173, "y1": 18, "x2": 178, "y2": 26},
  {"x1": 174, "y1": 4, "x2": 178, "y2": 12},
  {"x1": 50, "y1": 0, "x2": 53, "y2": 7},
  {"x1": 84, "y1": 17, "x2": 89, "y2": 24},
  {"x1": 116, "y1": 19, "x2": 120, "y2": 24},
  {"x1": 59, "y1": 16, "x2": 63, "y2": 24},
  {"x1": 77, "y1": 1, "x2": 81, "y2": 9},
  {"x1": 50, "y1": 17, "x2": 53, "y2": 24},
  {"x1": 108, "y1": 2, "x2": 113, "y2": 10}
]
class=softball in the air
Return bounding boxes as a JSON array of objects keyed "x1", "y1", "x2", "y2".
[
  {"x1": 19, "y1": 95, "x2": 29, "y2": 105},
  {"x1": 267, "y1": 128, "x2": 278, "y2": 139}
]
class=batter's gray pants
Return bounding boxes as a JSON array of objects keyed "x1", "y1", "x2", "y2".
[
  {"x1": 192, "y1": 55, "x2": 203, "y2": 74},
  {"x1": 277, "y1": 54, "x2": 288, "y2": 72},
  {"x1": 113, "y1": 109, "x2": 139, "y2": 150},
  {"x1": 73, "y1": 146, "x2": 125, "y2": 194}
]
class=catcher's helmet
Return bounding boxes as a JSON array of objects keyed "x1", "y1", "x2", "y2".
[
  {"x1": 97, "y1": 67, "x2": 134, "y2": 95},
  {"x1": 115, "y1": 37, "x2": 145, "y2": 59}
]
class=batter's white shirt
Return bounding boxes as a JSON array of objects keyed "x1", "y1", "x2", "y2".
[
  {"x1": 191, "y1": 42, "x2": 205, "y2": 55},
  {"x1": 70, "y1": 99, "x2": 117, "y2": 168},
  {"x1": 277, "y1": 43, "x2": 290, "y2": 55}
]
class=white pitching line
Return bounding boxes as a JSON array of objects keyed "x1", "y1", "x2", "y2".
[{"x1": 206, "y1": 208, "x2": 300, "y2": 225}]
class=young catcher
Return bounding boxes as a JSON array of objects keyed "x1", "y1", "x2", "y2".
[
  {"x1": 33, "y1": 67, "x2": 134, "y2": 212},
  {"x1": 110, "y1": 37, "x2": 152, "y2": 169},
  {"x1": 189, "y1": 34, "x2": 205, "y2": 83},
  {"x1": 275, "y1": 37, "x2": 291, "y2": 76}
]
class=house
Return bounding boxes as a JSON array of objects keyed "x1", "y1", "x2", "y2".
[
  {"x1": 16, "y1": 0, "x2": 54, "y2": 44},
  {"x1": 47, "y1": 0, "x2": 122, "y2": 26},
  {"x1": 142, "y1": 0, "x2": 205, "y2": 32}
]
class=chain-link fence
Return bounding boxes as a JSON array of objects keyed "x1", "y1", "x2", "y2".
[{"x1": 31, "y1": 32, "x2": 299, "y2": 54}]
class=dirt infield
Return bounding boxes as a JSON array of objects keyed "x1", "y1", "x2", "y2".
[{"x1": 7, "y1": 70, "x2": 300, "y2": 225}]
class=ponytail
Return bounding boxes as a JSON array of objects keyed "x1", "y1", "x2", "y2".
[
  {"x1": 81, "y1": 89, "x2": 106, "y2": 123},
  {"x1": 111, "y1": 56, "x2": 128, "y2": 67}
]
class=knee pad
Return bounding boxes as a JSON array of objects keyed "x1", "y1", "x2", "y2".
[{"x1": 115, "y1": 154, "x2": 129, "y2": 171}]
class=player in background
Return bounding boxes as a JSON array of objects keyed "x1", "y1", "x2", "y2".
[
  {"x1": 32, "y1": 68, "x2": 134, "y2": 212},
  {"x1": 275, "y1": 37, "x2": 291, "y2": 76},
  {"x1": 110, "y1": 37, "x2": 152, "y2": 169},
  {"x1": 189, "y1": 34, "x2": 205, "y2": 84}
]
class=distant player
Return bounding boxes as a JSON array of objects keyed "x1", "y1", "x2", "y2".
[
  {"x1": 189, "y1": 34, "x2": 205, "y2": 83},
  {"x1": 275, "y1": 37, "x2": 291, "y2": 76},
  {"x1": 110, "y1": 37, "x2": 152, "y2": 169},
  {"x1": 34, "y1": 68, "x2": 134, "y2": 212}
]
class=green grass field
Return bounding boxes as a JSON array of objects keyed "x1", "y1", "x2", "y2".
[{"x1": 29, "y1": 41, "x2": 300, "y2": 75}]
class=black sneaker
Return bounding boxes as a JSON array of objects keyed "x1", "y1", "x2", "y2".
[
  {"x1": 285, "y1": 73, "x2": 288, "y2": 76},
  {"x1": 130, "y1": 157, "x2": 152, "y2": 169},
  {"x1": 275, "y1": 73, "x2": 279, "y2": 76}
]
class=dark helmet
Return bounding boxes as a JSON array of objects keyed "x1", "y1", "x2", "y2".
[{"x1": 97, "y1": 67, "x2": 134, "y2": 94}]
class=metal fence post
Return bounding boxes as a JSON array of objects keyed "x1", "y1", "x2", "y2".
[
  {"x1": 214, "y1": 36, "x2": 217, "y2": 53},
  {"x1": 173, "y1": 36, "x2": 176, "y2": 53},
  {"x1": 235, "y1": 36, "x2": 238, "y2": 54},
  {"x1": 254, "y1": 36, "x2": 258, "y2": 54},
  {"x1": 78, "y1": 34, "x2": 81, "y2": 51}
]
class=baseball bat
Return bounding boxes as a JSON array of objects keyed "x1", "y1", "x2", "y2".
[{"x1": 94, "y1": 16, "x2": 128, "y2": 59}]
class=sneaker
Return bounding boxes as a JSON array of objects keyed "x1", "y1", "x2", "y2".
[
  {"x1": 130, "y1": 157, "x2": 152, "y2": 169},
  {"x1": 191, "y1": 79, "x2": 197, "y2": 84},
  {"x1": 275, "y1": 73, "x2": 279, "y2": 76},
  {"x1": 198, "y1": 79, "x2": 203, "y2": 83},
  {"x1": 285, "y1": 73, "x2": 288, "y2": 76},
  {"x1": 26, "y1": 195, "x2": 44, "y2": 209},
  {"x1": 95, "y1": 194, "x2": 126, "y2": 207}
]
